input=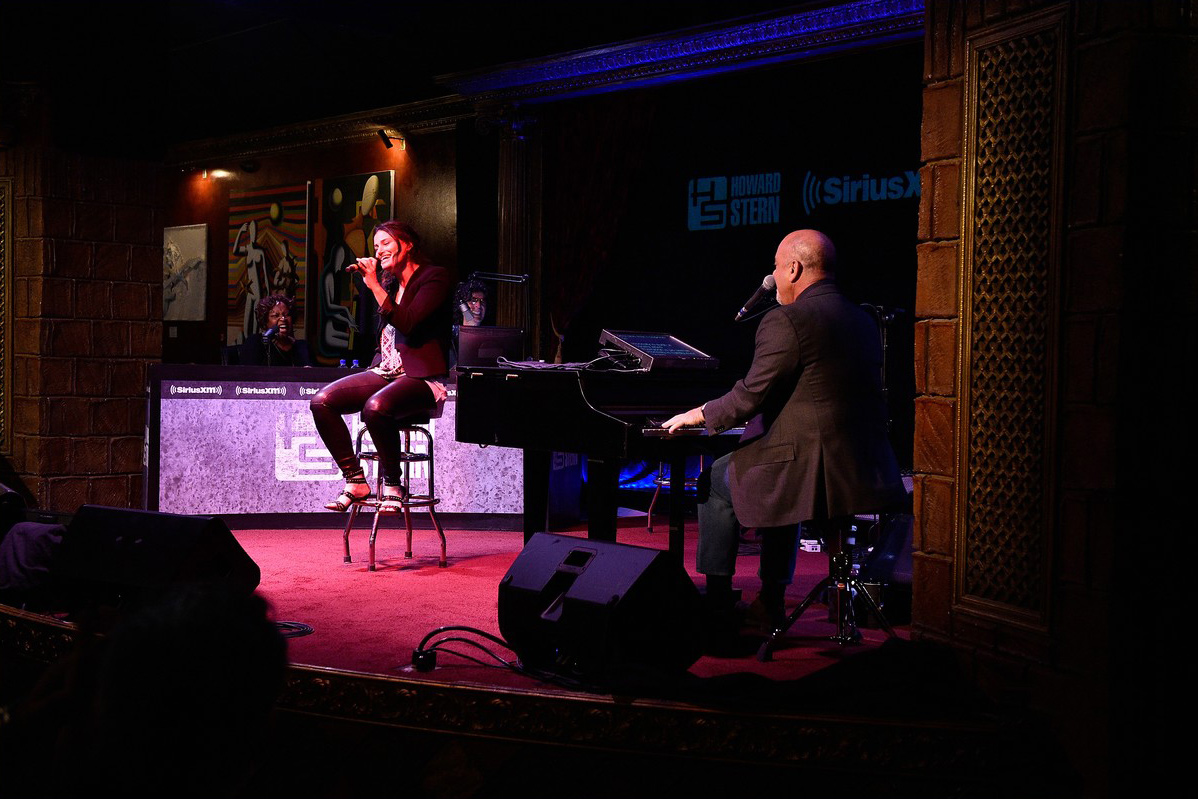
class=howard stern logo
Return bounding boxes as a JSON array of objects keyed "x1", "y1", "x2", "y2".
[
  {"x1": 801, "y1": 170, "x2": 920, "y2": 215},
  {"x1": 687, "y1": 172, "x2": 782, "y2": 231}
]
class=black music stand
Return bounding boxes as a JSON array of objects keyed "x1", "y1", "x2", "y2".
[{"x1": 756, "y1": 517, "x2": 897, "y2": 661}]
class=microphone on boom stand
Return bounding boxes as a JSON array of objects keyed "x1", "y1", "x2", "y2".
[{"x1": 734, "y1": 275, "x2": 776, "y2": 322}]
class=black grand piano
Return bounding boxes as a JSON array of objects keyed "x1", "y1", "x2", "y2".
[{"x1": 455, "y1": 331, "x2": 745, "y2": 562}]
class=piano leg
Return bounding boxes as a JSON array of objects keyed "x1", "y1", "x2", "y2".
[
  {"x1": 523, "y1": 449, "x2": 551, "y2": 544},
  {"x1": 667, "y1": 451, "x2": 687, "y2": 566},
  {"x1": 586, "y1": 457, "x2": 620, "y2": 542}
]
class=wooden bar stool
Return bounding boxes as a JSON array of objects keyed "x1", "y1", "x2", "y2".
[{"x1": 342, "y1": 408, "x2": 447, "y2": 571}]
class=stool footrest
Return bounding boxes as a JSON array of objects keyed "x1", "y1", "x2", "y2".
[{"x1": 342, "y1": 424, "x2": 446, "y2": 571}]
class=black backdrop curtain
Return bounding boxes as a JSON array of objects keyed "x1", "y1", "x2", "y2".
[{"x1": 541, "y1": 93, "x2": 660, "y2": 363}]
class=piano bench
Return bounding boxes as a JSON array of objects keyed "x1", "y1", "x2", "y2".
[{"x1": 647, "y1": 456, "x2": 704, "y2": 532}]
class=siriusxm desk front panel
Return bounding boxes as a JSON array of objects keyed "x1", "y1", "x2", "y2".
[{"x1": 146, "y1": 365, "x2": 522, "y2": 517}]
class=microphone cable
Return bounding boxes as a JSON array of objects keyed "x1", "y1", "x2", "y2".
[{"x1": 409, "y1": 625, "x2": 592, "y2": 691}]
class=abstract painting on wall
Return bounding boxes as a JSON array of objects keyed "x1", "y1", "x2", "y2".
[
  {"x1": 227, "y1": 183, "x2": 309, "y2": 345},
  {"x1": 163, "y1": 223, "x2": 208, "y2": 322},
  {"x1": 310, "y1": 171, "x2": 394, "y2": 365}
]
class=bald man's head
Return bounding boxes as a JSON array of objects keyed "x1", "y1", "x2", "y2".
[
  {"x1": 778, "y1": 229, "x2": 836, "y2": 278},
  {"x1": 772, "y1": 230, "x2": 837, "y2": 304}
]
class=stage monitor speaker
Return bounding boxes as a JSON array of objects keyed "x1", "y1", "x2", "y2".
[
  {"x1": 56, "y1": 505, "x2": 260, "y2": 612},
  {"x1": 498, "y1": 533, "x2": 702, "y2": 682}
]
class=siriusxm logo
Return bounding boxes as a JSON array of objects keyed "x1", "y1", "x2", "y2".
[
  {"x1": 169, "y1": 384, "x2": 222, "y2": 396},
  {"x1": 801, "y1": 170, "x2": 920, "y2": 215},
  {"x1": 688, "y1": 172, "x2": 782, "y2": 231},
  {"x1": 235, "y1": 385, "x2": 288, "y2": 396}
]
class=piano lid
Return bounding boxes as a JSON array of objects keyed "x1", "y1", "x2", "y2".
[{"x1": 454, "y1": 365, "x2": 736, "y2": 458}]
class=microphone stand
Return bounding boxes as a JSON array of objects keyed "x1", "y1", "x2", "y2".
[
  {"x1": 468, "y1": 271, "x2": 531, "y2": 359},
  {"x1": 262, "y1": 329, "x2": 276, "y2": 367},
  {"x1": 860, "y1": 304, "x2": 898, "y2": 432}
]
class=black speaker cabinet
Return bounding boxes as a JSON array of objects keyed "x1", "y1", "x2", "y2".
[
  {"x1": 56, "y1": 505, "x2": 260, "y2": 611},
  {"x1": 498, "y1": 533, "x2": 702, "y2": 681}
]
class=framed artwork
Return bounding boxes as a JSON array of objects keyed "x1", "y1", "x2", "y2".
[
  {"x1": 163, "y1": 223, "x2": 208, "y2": 322},
  {"x1": 310, "y1": 170, "x2": 394, "y2": 365},
  {"x1": 227, "y1": 183, "x2": 309, "y2": 345}
]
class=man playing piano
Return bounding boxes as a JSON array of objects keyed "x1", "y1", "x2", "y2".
[{"x1": 663, "y1": 229, "x2": 905, "y2": 646}]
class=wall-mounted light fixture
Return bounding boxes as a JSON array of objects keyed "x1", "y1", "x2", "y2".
[
  {"x1": 377, "y1": 128, "x2": 406, "y2": 150},
  {"x1": 201, "y1": 168, "x2": 233, "y2": 179}
]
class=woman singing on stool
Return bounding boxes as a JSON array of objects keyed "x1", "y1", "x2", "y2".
[{"x1": 310, "y1": 221, "x2": 451, "y2": 513}]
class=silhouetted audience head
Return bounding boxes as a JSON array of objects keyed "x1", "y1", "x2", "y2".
[
  {"x1": 0, "y1": 484, "x2": 64, "y2": 612},
  {"x1": 81, "y1": 585, "x2": 286, "y2": 797},
  {"x1": 0, "y1": 482, "x2": 26, "y2": 534}
]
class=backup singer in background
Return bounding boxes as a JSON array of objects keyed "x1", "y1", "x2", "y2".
[
  {"x1": 239, "y1": 294, "x2": 313, "y2": 366},
  {"x1": 309, "y1": 221, "x2": 451, "y2": 513},
  {"x1": 663, "y1": 229, "x2": 905, "y2": 644}
]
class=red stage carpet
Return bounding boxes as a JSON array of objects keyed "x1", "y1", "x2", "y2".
[
  {"x1": 236, "y1": 515, "x2": 904, "y2": 691},
  {"x1": 3, "y1": 515, "x2": 1074, "y2": 799}
]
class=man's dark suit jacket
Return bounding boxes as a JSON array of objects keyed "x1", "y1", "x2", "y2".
[{"x1": 703, "y1": 279, "x2": 906, "y2": 528}]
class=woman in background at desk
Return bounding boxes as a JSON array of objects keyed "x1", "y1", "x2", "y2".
[
  {"x1": 309, "y1": 220, "x2": 451, "y2": 513},
  {"x1": 456, "y1": 278, "x2": 488, "y2": 328},
  {"x1": 449, "y1": 278, "x2": 488, "y2": 372},
  {"x1": 239, "y1": 294, "x2": 313, "y2": 366}
]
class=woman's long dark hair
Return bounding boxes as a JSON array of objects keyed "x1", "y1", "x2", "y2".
[
  {"x1": 374, "y1": 219, "x2": 422, "y2": 260},
  {"x1": 373, "y1": 220, "x2": 422, "y2": 294}
]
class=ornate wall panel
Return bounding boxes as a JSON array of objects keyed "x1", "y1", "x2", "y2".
[
  {"x1": 956, "y1": 8, "x2": 1066, "y2": 629},
  {"x1": 0, "y1": 177, "x2": 11, "y2": 455}
]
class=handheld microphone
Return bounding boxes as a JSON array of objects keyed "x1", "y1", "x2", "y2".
[
  {"x1": 734, "y1": 275, "x2": 776, "y2": 321},
  {"x1": 262, "y1": 326, "x2": 278, "y2": 341}
]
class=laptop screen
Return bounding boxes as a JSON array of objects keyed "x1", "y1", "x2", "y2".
[{"x1": 457, "y1": 326, "x2": 525, "y2": 367}]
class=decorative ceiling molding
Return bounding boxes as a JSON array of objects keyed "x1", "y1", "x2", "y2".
[
  {"x1": 167, "y1": 95, "x2": 476, "y2": 167},
  {"x1": 438, "y1": 0, "x2": 925, "y2": 105},
  {"x1": 167, "y1": 1, "x2": 924, "y2": 165}
]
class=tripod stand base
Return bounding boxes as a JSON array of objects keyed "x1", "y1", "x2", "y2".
[{"x1": 757, "y1": 550, "x2": 897, "y2": 662}]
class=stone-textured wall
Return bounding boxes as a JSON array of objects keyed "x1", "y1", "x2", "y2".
[
  {"x1": 912, "y1": 0, "x2": 960, "y2": 629},
  {"x1": 1, "y1": 144, "x2": 163, "y2": 510}
]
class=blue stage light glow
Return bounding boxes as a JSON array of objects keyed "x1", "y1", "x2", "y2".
[{"x1": 579, "y1": 458, "x2": 705, "y2": 492}]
